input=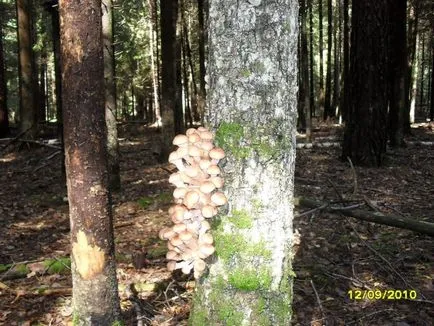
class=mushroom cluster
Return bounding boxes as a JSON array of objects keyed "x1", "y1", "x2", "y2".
[{"x1": 159, "y1": 127, "x2": 227, "y2": 279}]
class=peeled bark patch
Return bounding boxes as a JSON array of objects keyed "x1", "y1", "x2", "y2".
[{"x1": 72, "y1": 230, "x2": 105, "y2": 280}]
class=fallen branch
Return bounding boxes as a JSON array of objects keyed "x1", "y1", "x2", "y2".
[{"x1": 294, "y1": 197, "x2": 434, "y2": 237}]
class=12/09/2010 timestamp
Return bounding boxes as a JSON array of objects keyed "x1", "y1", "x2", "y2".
[{"x1": 348, "y1": 289, "x2": 417, "y2": 300}]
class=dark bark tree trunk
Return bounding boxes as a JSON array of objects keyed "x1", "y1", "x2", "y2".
[
  {"x1": 318, "y1": 0, "x2": 325, "y2": 114},
  {"x1": 431, "y1": 27, "x2": 434, "y2": 121},
  {"x1": 44, "y1": 0, "x2": 65, "y2": 180},
  {"x1": 17, "y1": 0, "x2": 37, "y2": 137},
  {"x1": 342, "y1": 0, "x2": 388, "y2": 167},
  {"x1": 323, "y1": 0, "x2": 333, "y2": 119},
  {"x1": 59, "y1": 0, "x2": 121, "y2": 323},
  {"x1": 0, "y1": 17, "x2": 9, "y2": 138},
  {"x1": 332, "y1": 0, "x2": 341, "y2": 116},
  {"x1": 159, "y1": 0, "x2": 178, "y2": 161},
  {"x1": 387, "y1": 0, "x2": 407, "y2": 147},
  {"x1": 308, "y1": 0, "x2": 315, "y2": 117},
  {"x1": 196, "y1": 0, "x2": 207, "y2": 123},
  {"x1": 190, "y1": 1, "x2": 298, "y2": 324},
  {"x1": 341, "y1": 0, "x2": 349, "y2": 122},
  {"x1": 300, "y1": 0, "x2": 311, "y2": 140},
  {"x1": 175, "y1": 17, "x2": 184, "y2": 134},
  {"x1": 38, "y1": 51, "x2": 47, "y2": 123},
  {"x1": 419, "y1": 33, "x2": 426, "y2": 111},
  {"x1": 102, "y1": 0, "x2": 120, "y2": 191}
]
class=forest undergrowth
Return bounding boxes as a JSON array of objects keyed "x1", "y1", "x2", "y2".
[{"x1": 0, "y1": 123, "x2": 433, "y2": 325}]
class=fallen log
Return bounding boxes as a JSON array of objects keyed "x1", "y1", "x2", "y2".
[{"x1": 294, "y1": 197, "x2": 434, "y2": 237}]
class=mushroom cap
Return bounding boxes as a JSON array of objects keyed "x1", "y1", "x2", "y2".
[
  {"x1": 197, "y1": 126, "x2": 208, "y2": 132},
  {"x1": 200, "y1": 233, "x2": 214, "y2": 245},
  {"x1": 173, "y1": 134, "x2": 189, "y2": 147},
  {"x1": 170, "y1": 208, "x2": 186, "y2": 223},
  {"x1": 199, "y1": 130, "x2": 213, "y2": 141},
  {"x1": 188, "y1": 133, "x2": 202, "y2": 144},
  {"x1": 168, "y1": 151, "x2": 179, "y2": 162},
  {"x1": 169, "y1": 173, "x2": 185, "y2": 187},
  {"x1": 170, "y1": 235, "x2": 183, "y2": 247},
  {"x1": 211, "y1": 192, "x2": 227, "y2": 206},
  {"x1": 201, "y1": 205, "x2": 217, "y2": 218},
  {"x1": 185, "y1": 165, "x2": 201, "y2": 178},
  {"x1": 207, "y1": 164, "x2": 221, "y2": 176},
  {"x1": 200, "y1": 181, "x2": 216, "y2": 194},
  {"x1": 186, "y1": 128, "x2": 198, "y2": 136},
  {"x1": 184, "y1": 191, "x2": 200, "y2": 209},
  {"x1": 173, "y1": 187, "x2": 188, "y2": 200},
  {"x1": 194, "y1": 259, "x2": 207, "y2": 273},
  {"x1": 166, "y1": 250, "x2": 181, "y2": 261},
  {"x1": 169, "y1": 204, "x2": 187, "y2": 215},
  {"x1": 200, "y1": 220, "x2": 211, "y2": 232},
  {"x1": 172, "y1": 223, "x2": 187, "y2": 233},
  {"x1": 199, "y1": 159, "x2": 212, "y2": 171},
  {"x1": 210, "y1": 176, "x2": 224, "y2": 188},
  {"x1": 198, "y1": 244, "x2": 215, "y2": 258},
  {"x1": 176, "y1": 146, "x2": 189, "y2": 158},
  {"x1": 159, "y1": 227, "x2": 175, "y2": 240},
  {"x1": 179, "y1": 230, "x2": 193, "y2": 241},
  {"x1": 200, "y1": 141, "x2": 214, "y2": 152},
  {"x1": 209, "y1": 147, "x2": 225, "y2": 160},
  {"x1": 188, "y1": 145, "x2": 202, "y2": 158}
]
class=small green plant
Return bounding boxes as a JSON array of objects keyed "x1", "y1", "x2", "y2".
[{"x1": 137, "y1": 197, "x2": 153, "y2": 209}]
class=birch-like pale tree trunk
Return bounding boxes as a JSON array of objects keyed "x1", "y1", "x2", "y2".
[{"x1": 189, "y1": 1, "x2": 298, "y2": 324}]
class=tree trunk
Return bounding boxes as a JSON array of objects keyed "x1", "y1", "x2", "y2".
[
  {"x1": 0, "y1": 17, "x2": 9, "y2": 138},
  {"x1": 147, "y1": 0, "x2": 161, "y2": 125},
  {"x1": 341, "y1": 0, "x2": 349, "y2": 122},
  {"x1": 300, "y1": 0, "x2": 311, "y2": 140},
  {"x1": 318, "y1": 0, "x2": 324, "y2": 114},
  {"x1": 59, "y1": 0, "x2": 121, "y2": 323},
  {"x1": 196, "y1": 0, "x2": 207, "y2": 123},
  {"x1": 387, "y1": 0, "x2": 407, "y2": 147},
  {"x1": 189, "y1": 1, "x2": 298, "y2": 324},
  {"x1": 102, "y1": 0, "x2": 120, "y2": 191},
  {"x1": 17, "y1": 0, "x2": 37, "y2": 137},
  {"x1": 323, "y1": 0, "x2": 333, "y2": 119},
  {"x1": 405, "y1": 2, "x2": 418, "y2": 132},
  {"x1": 159, "y1": 0, "x2": 178, "y2": 161},
  {"x1": 175, "y1": 16, "x2": 184, "y2": 134},
  {"x1": 431, "y1": 31, "x2": 434, "y2": 121},
  {"x1": 342, "y1": 0, "x2": 388, "y2": 167},
  {"x1": 44, "y1": 1, "x2": 65, "y2": 181},
  {"x1": 419, "y1": 33, "x2": 425, "y2": 113},
  {"x1": 308, "y1": 0, "x2": 315, "y2": 117}
]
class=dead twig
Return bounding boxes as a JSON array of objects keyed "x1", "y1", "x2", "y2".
[
  {"x1": 346, "y1": 156, "x2": 358, "y2": 195},
  {"x1": 310, "y1": 279, "x2": 325, "y2": 321}
]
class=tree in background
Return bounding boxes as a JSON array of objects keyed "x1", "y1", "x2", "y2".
[
  {"x1": 59, "y1": 0, "x2": 121, "y2": 323},
  {"x1": 102, "y1": 0, "x2": 120, "y2": 191},
  {"x1": 189, "y1": 0, "x2": 298, "y2": 323},
  {"x1": 16, "y1": 0, "x2": 37, "y2": 136},
  {"x1": 342, "y1": 0, "x2": 388, "y2": 166},
  {"x1": 388, "y1": 0, "x2": 407, "y2": 147},
  {"x1": 323, "y1": 0, "x2": 333, "y2": 119},
  {"x1": 0, "y1": 12, "x2": 9, "y2": 138},
  {"x1": 159, "y1": 0, "x2": 179, "y2": 161}
]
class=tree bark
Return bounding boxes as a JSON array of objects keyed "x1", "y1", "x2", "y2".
[
  {"x1": 318, "y1": 0, "x2": 325, "y2": 114},
  {"x1": 308, "y1": 0, "x2": 315, "y2": 117},
  {"x1": 159, "y1": 0, "x2": 178, "y2": 161},
  {"x1": 300, "y1": 0, "x2": 311, "y2": 140},
  {"x1": 342, "y1": 0, "x2": 388, "y2": 167},
  {"x1": 405, "y1": 2, "x2": 418, "y2": 132},
  {"x1": 0, "y1": 17, "x2": 9, "y2": 138},
  {"x1": 147, "y1": 0, "x2": 161, "y2": 125},
  {"x1": 341, "y1": 0, "x2": 349, "y2": 122},
  {"x1": 387, "y1": 0, "x2": 407, "y2": 147},
  {"x1": 17, "y1": 0, "x2": 37, "y2": 137},
  {"x1": 196, "y1": 0, "x2": 207, "y2": 123},
  {"x1": 59, "y1": 0, "x2": 121, "y2": 323},
  {"x1": 102, "y1": 0, "x2": 120, "y2": 191},
  {"x1": 323, "y1": 0, "x2": 333, "y2": 119},
  {"x1": 189, "y1": 1, "x2": 298, "y2": 324}
]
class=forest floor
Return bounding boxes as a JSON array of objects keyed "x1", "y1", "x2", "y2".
[{"x1": 0, "y1": 122, "x2": 433, "y2": 326}]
